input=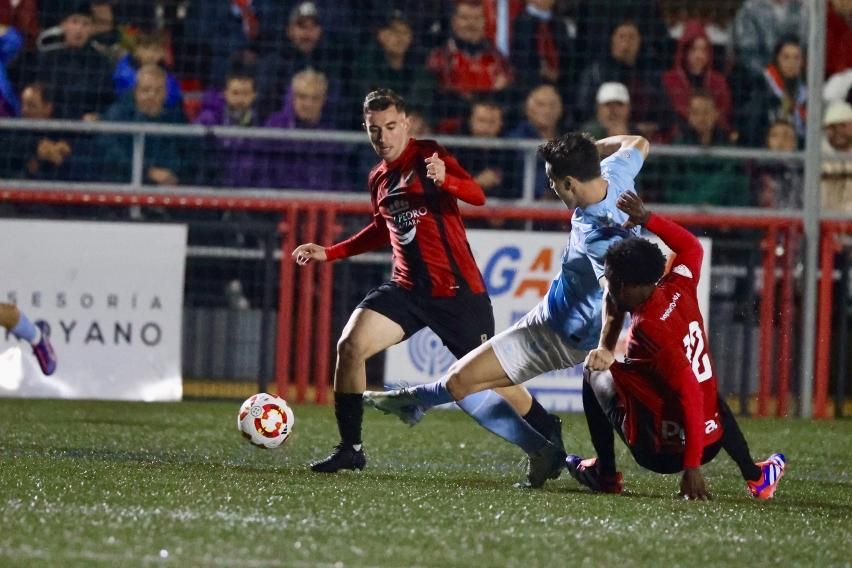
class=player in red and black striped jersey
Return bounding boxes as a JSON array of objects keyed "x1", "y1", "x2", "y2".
[
  {"x1": 572, "y1": 192, "x2": 785, "y2": 500},
  {"x1": 293, "y1": 89, "x2": 564, "y2": 475}
]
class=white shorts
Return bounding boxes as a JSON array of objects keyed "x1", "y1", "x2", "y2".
[{"x1": 490, "y1": 301, "x2": 588, "y2": 385}]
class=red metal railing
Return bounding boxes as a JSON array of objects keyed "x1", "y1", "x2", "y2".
[{"x1": 1, "y1": 188, "x2": 828, "y2": 416}]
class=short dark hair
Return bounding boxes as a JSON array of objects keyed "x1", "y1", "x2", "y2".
[
  {"x1": 363, "y1": 88, "x2": 407, "y2": 116},
  {"x1": 537, "y1": 132, "x2": 600, "y2": 182},
  {"x1": 604, "y1": 237, "x2": 666, "y2": 286},
  {"x1": 469, "y1": 96, "x2": 502, "y2": 115},
  {"x1": 225, "y1": 71, "x2": 255, "y2": 88}
]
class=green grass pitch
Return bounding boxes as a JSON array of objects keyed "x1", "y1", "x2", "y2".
[{"x1": 1, "y1": 400, "x2": 850, "y2": 567}]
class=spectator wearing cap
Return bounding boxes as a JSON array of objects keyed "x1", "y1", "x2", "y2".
[
  {"x1": 821, "y1": 100, "x2": 852, "y2": 213},
  {"x1": 664, "y1": 91, "x2": 749, "y2": 206},
  {"x1": 574, "y1": 19, "x2": 667, "y2": 139},
  {"x1": 662, "y1": 20, "x2": 733, "y2": 132},
  {"x1": 255, "y1": 1, "x2": 344, "y2": 123},
  {"x1": 97, "y1": 64, "x2": 193, "y2": 185},
  {"x1": 581, "y1": 82, "x2": 639, "y2": 140},
  {"x1": 426, "y1": 0, "x2": 512, "y2": 131},
  {"x1": 34, "y1": 3, "x2": 114, "y2": 119},
  {"x1": 739, "y1": 35, "x2": 807, "y2": 147},
  {"x1": 263, "y1": 69, "x2": 351, "y2": 191},
  {"x1": 509, "y1": 0, "x2": 574, "y2": 101},
  {"x1": 351, "y1": 10, "x2": 435, "y2": 130},
  {"x1": 181, "y1": 0, "x2": 276, "y2": 89}
]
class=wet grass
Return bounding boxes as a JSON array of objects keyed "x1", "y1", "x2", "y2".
[{"x1": 0, "y1": 400, "x2": 850, "y2": 567}]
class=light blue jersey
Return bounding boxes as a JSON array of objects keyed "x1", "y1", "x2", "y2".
[{"x1": 543, "y1": 147, "x2": 645, "y2": 349}]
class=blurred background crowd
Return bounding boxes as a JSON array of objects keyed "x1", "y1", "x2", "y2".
[{"x1": 0, "y1": 0, "x2": 850, "y2": 208}]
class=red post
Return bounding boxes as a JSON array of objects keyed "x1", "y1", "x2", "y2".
[
  {"x1": 758, "y1": 226, "x2": 778, "y2": 417},
  {"x1": 294, "y1": 207, "x2": 318, "y2": 403},
  {"x1": 814, "y1": 227, "x2": 837, "y2": 419},
  {"x1": 776, "y1": 226, "x2": 796, "y2": 417},
  {"x1": 275, "y1": 205, "x2": 297, "y2": 398},
  {"x1": 313, "y1": 208, "x2": 337, "y2": 404}
]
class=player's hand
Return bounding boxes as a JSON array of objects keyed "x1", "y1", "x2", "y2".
[
  {"x1": 617, "y1": 191, "x2": 650, "y2": 229},
  {"x1": 292, "y1": 243, "x2": 327, "y2": 265},
  {"x1": 678, "y1": 468, "x2": 711, "y2": 501},
  {"x1": 584, "y1": 348, "x2": 615, "y2": 371},
  {"x1": 425, "y1": 152, "x2": 446, "y2": 187}
]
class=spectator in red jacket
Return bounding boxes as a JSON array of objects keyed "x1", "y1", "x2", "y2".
[
  {"x1": 0, "y1": 0, "x2": 38, "y2": 50},
  {"x1": 427, "y1": 0, "x2": 512, "y2": 131},
  {"x1": 662, "y1": 20, "x2": 733, "y2": 132},
  {"x1": 827, "y1": 0, "x2": 852, "y2": 78}
]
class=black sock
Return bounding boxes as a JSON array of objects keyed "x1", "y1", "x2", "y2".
[
  {"x1": 718, "y1": 395, "x2": 761, "y2": 481},
  {"x1": 522, "y1": 397, "x2": 553, "y2": 439},
  {"x1": 583, "y1": 379, "x2": 617, "y2": 476},
  {"x1": 334, "y1": 391, "x2": 363, "y2": 449}
]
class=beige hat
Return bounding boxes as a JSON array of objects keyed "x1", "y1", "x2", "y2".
[
  {"x1": 596, "y1": 82, "x2": 630, "y2": 105},
  {"x1": 824, "y1": 100, "x2": 852, "y2": 126}
]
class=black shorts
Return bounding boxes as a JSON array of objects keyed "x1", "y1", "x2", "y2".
[{"x1": 357, "y1": 282, "x2": 495, "y2": 359}]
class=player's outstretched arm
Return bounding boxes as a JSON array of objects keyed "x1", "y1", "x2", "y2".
[
  {"x1": 595, "y1": 135, "x2": 650, "y2": 161},
  {"x1": 295, "y1": 215, "x2": 390, "y2": 265}
]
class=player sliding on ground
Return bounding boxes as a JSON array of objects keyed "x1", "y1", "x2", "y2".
[
  {"x1": 0, "y1": 302, "x2": 57, "y2": 375},
  {"x1": 293, "y1": 89, "x2": 565, "y2": 486},
  {"x1": 366, "y1": 132, "x2": 650, "y2": 488},
  {"x1": 570, "y1": 191, "x2": 785, "y2": 500}
]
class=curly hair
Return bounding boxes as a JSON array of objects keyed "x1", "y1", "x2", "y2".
[
  {"x1": 604, "y1": 237, "x2": 666, "y2": 286},
  {"x1": 537, "y1": 132, "x2": 600, "y2": 182}
]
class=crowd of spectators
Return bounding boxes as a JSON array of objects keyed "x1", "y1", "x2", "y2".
[{"x1": 0, "y1": 0, "x2": 850, "y2": 209}]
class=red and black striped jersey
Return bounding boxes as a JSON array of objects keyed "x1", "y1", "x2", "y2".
[{"x1": 326, "y1": 138, "x2": 487, "y2": 297}]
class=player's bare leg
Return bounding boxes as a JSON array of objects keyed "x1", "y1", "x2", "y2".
[
  {"x1": 311, "y1": 308, "x2": 405, "y2": 473},
  {"x1": 334, "y1": 308, "x2": 405, "y2": 393}
]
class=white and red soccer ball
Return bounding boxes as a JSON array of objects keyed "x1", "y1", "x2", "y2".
[{"x1": 237, "y1": 393, "x2": 295, "y2": 448}]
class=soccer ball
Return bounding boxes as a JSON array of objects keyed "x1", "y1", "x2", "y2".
[{"x1": 237, "y1": 393, "x2": 295, "y2": 448}]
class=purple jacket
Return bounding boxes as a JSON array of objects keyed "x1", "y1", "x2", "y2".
[
  {"x1": 262, "y1": 87, "x2": 352, "y2": 191},
  {"x1": 194, "y1": 90, "x2": 269, "y2": 188}
]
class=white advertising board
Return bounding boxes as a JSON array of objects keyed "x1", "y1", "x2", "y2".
[
  {"x1": 384, "y1": 228, "x2": 711, "y2": 411},
  {"x1": 0, "y1": 220, "x2": 187, "y2": 401}
]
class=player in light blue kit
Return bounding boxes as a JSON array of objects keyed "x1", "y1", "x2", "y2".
[{"x1": 365, "y1": 132, "x2": 650, "y2": 487}]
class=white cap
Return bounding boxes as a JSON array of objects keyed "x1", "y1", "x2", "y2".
[
  {"x1": 596, "y1": 82, "x2": 630, "y2": 105},
  {"x1": 824, "y1": 100, "x2": 852, "y2": 126}
]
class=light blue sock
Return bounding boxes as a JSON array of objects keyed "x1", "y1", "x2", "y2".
[
  {"x1": 411, "y1": 377, "x2": 455, "y2": 409},
  {"x1": 11, "y1": 311, "x2": 39, "y2": 344},
  {"x1": 457, "y1": 390, "x2": 549, "y2": 455}
]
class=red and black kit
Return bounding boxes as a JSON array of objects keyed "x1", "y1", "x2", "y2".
[{"x1": 326, "y1": 138, "x2": 494, "y2": 352}]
